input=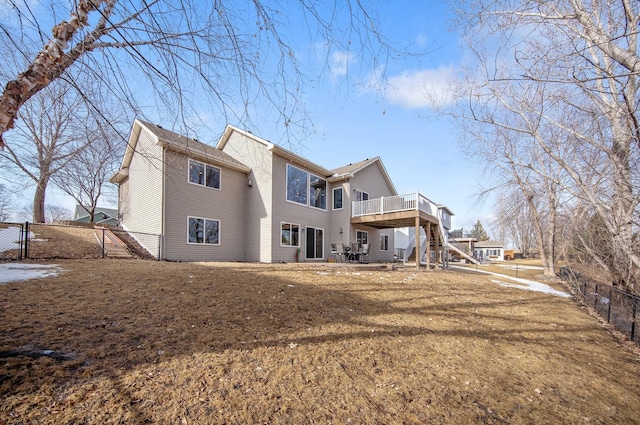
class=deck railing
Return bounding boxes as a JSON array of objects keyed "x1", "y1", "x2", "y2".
[{"x1": 352, "y1": 192, "x2": 439, "y2": 218}]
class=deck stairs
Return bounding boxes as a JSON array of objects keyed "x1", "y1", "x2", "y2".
[
  {"x1": 95, "y1": 227, "x2": 133, "y2": 258},
  {"x1": 402, "y1": 210, "x2": 451, "y2": 263},
  {"x1": 448, "y1": 242, "x2": 480, "y2": 265},
  {"x1": 403, "y1": 222, "x2": 446, "y2": 263}
]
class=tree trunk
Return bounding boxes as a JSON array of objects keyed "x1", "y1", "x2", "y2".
[
  {"x1": 608, "y1": 119, "x2": 635, "y2": 288},
  {"x1": 33, "y1": 176, "x2": 48, "y2": 223}
]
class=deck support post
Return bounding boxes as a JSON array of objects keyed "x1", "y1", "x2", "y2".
[
  {"x1": 434, "y1": 222, "x2": 440, "y2": 270},
  {"x1": 425, "y1": 222, "x2": 431, "y2": 271},
  {"x1": 415, "y1": 216, "x2": 421, "y2": 270}
]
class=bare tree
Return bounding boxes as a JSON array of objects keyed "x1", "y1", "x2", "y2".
[
  {"x1": 0, "y1": 183, "x2": 15, "y2": 221},
  {"x1": 452, "y1": 0, "x2": 640, "y2": 289},
  {"x1": 45, "y1": 204, "x2": 72, "y2": 223},
  {"x1": 0, "y1": 79, "x2": 96, "y2": 223},
  {"x1": 15, "y1": 203, "x2": 72, "y2": 223},
  {"x1": 0, "y1": 0, "x2": 396, "y2": 149},
  {"x1": 492, "y1": 190, "x2": 537, "y2": 257},
  {"x1": 51, "y1": 117, "x2": 122, "y2": 223}
]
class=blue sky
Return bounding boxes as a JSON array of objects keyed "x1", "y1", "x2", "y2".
[
  {"x1": 257, "y1": 1, "x2": 492, "y2": 233},
  {"x1": 22, "y1": 1, "x2": 493, "y2": 233}
]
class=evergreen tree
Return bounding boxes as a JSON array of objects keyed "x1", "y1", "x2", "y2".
[{"x1": 467, "y1": 220, "x2": 490, "y2": 241}]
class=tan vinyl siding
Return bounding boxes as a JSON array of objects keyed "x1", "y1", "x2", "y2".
[
  {"x1": 119, "y1": 129, "x2": 164, "y2": 242},
  {"x1": 162, "y1": 150, "x2": 247, "y2": 261},
  {"x1": 347, "y1": 162, "x2": 397, "y2": 263},
  {"x1": 271, "y1": 155, "x2": 331, "y2": 262},
  {"x1": 329, "y1": 181, "x2": 351, "y2": 251},
  {"x1": 377, "y1": 229, "x2": 395, "y2": 262},
  {"x1": 221, "y1": 132, "x2": 273, "y2": 262}
]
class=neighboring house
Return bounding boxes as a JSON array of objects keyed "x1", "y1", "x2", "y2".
[
  {"x1": 110, "y1": 119, "x2": 452, "y2": 264},
  {"x1": 473, "y1": 240, "x2": 505, "y2": 261},
  {"x1": 73, "y1": 205, "x2": 119, "y2": 226}
]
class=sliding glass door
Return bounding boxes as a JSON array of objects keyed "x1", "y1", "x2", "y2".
[{"x1": 305, "y1": 227, "x2": 324, "y2": 259}]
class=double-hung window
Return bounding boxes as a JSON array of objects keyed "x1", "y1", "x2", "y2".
[
  {"x1": 380, "y1": 234, "x2": 389, "y2": 251},
  {"x1": 356, "y1": 230, "x2": 368, "y2": 247},
  {"x1": 281, "y1": 222, "x2": 300, "y2": 247},
  {"x1": 189, "y1": 159, "x2": 220, "y2": 189},
  {"x1": 188, "y1": 217, "x2": 220, "y2": 245}
]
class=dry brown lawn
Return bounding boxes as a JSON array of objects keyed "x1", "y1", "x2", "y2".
[{"x1": 1, "y1": 260, "x2": 639, "y2": 424}]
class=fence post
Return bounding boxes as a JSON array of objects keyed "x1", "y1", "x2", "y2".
[
  {"x1": 17, "y1": 223, "x2": 23, "y2": 261},
  {"x1": 24, "y1": 221, "x2": 29, "y2": 259},
  {"x1": 594, "y1": 284, "x2": 598, "y2": 310},
  {"x1": 101, "y1": 228, "x2": 105, "y2": 259}
]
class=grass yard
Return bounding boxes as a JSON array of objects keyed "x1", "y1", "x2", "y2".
[{"x1": 1, "y1": 260, "x2": 639, "y2": 424}]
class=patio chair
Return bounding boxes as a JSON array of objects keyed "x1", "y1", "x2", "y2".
[
  {"x1": 359, "y1": 243, "x2": 369, "y2": 263},
  {"x1": 332, "y1": 243, "x2": 345, "y2": 263},
  {"x1": 350, "y1": 242, "x2": 359, "y2": 263},
  {"x1": 330, "y1": 243, "x2": 338, "y2": 262}
]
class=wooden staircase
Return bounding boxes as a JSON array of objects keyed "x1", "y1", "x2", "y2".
[{"x1": 407, "y1": 225, "x2": 444, "y2": 262}]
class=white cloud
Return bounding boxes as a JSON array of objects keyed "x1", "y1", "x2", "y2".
[
  {"x1": 329, "y1": 50, "x2": 354, "y2": 78},
  {"x1": 384, "y1": 65, "x2": 456, "y2": 109},
  {"x1": 414, "y1": 34, "x2": 429, "y2": 48}
]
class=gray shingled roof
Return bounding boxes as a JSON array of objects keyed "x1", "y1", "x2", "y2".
[
  {"x1": 331, "y1": 157, "x2": 379, "y2": 176},
  {"x1": 138, "y1": 120, "x2": 250, "y2": 172}
]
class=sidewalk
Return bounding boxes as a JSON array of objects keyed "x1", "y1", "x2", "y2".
[{"x1": 450, "y1": 265, "x2": 571, "y2": 298}]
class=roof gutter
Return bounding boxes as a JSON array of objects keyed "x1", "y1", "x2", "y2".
[{"x1": 268, "y1": 144, "x2": 332, "y2": 177}]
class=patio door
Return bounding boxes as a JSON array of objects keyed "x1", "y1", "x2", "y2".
[{"x1": 305, "y1": 227, "x2": 324, "y2": 259}]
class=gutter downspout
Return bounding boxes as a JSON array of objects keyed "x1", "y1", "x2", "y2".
[{"x1": 161, "y1": 146, "x2": 166, "y2": 260}]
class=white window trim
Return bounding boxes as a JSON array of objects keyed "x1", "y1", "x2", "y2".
[
  {"x1": 285, "y1": 164, "x2": 328, "y2": 211},
  {"x1": 380, "y1": 234, "x2": 389, "y2": 251},
  {"x1": 309, "y1": 173, "x2": 328, "y2": 211},
  {"x1": 354, "y1": 189, "x2": 369, "y2": 202},
  {"x1": 285, "y1": 164, "x2": 309, "y2": 207},
  {"x1": 188, "y1": 159, "x2": 221, "y2": 190},
  {"x1": 332, "y1": 187, "x2": 343, "y2": 210},
  {"x1": 187, "y1": 216, "x2": 221, "y2": 245},
  {"x1": 280, "y1": 221, "x2": 301, "y2": 247},
  {"x1": 356, "y1": 230, "x2": 368, "y2": 247},
  {"x1": 305, "y1": 225, "x2": 325, "y2": 260}
]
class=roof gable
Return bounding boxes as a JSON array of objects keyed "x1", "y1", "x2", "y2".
[
  {"x1": 217, "y1": 124, "x2": 332, "y2": 177},
  {"x1": 73, "y1": 205, "x2": 118, "y2": 220},
  {"x1": 110, "y1": 119, "x2": 250, "y2": 183},
  {"x1": 330, "y1": 157, "x2": 397, "y2": 195}
]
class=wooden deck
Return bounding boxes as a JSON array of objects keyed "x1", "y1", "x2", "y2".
[
  {"x1": 350, "y1": 192, "x2": 447, "y2": 229},
  {"x1": 351, "y1": 193, "x2": 453, "y2": 270},
  {"x1": 350, "y1": 208, "x2": 439, "y2": 229}
]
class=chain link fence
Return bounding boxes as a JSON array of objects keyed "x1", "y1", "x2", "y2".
[
  {"x1": 0, "y1": 222, "x2": 25, "y2": 260},
  {"x1": 561, "y1": 268, "x2": 639, "y2": 344},
  {"x1": 0, "y1": 222, "x2": 160, "y2": 261}
]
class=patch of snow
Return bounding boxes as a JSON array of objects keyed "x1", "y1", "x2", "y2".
[
  {"x1": 490, "y1": 279, "x2": 571, "y2": 298},
  {"x1": 497, "y1": 264, "x2": 544, "y2": 271},
  {"x1": 451, "y1": 265, "x2": 570, "y2": 298},
  {"x1": 0, "y1": 226, "x2": 24, "y2": 253},
  {"x1": 0, "y1": 263, "x2": 64, "y2": 284}
]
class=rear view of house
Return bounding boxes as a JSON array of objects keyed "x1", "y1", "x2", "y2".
[{"x1": 111, "y1": 119, "x2": 453, "y2": 265}]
